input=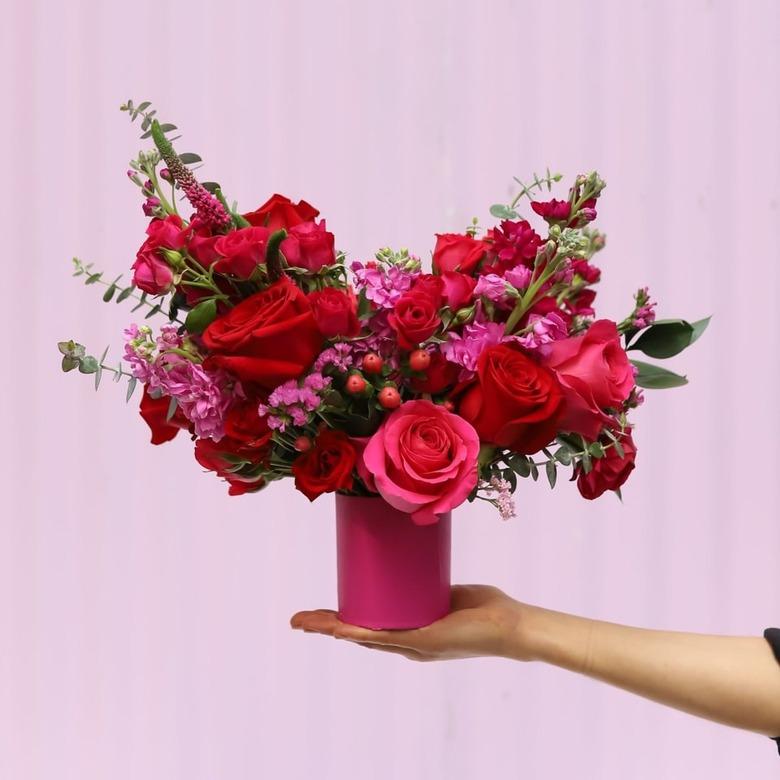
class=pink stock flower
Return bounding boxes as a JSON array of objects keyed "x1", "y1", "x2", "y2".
[
  {"x1": 351, "y1": 261, "x2": 419, "y2": 308},
  {"x1": 474, "y1": 273, "x2": 508, "y2": 302},
  {"x1": 517, "y1": 312, "x2": 569, "y2": 350},
  {"x1": 504, "y1": 265, "x2": 532, "y2": 290},
  {"x1": 361, "y1": 400, "x2": 480, "y2": 524},
  {"x1": 442, "y1": 321, "x2": 507, "y2": 379}
]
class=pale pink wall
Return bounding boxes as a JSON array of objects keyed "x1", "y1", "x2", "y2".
[{"x1": 2, "y1": 0, "x2": 780, "y2": 777}]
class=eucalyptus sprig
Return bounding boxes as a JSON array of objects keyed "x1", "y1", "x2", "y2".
[
  {"x1": 58, "y1": 340, "x2": 139, "y2": 398},
  {"x1": 490, "y1": 169, "x2": 563, "y2": 220}
]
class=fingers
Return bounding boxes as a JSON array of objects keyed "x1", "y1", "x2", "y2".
[
  {"x1": 355, "y1": 642, "x2": 427, "y2": 661},
  {"x1": 290, "y1": 609, "x2": 428, "y2": 651}
]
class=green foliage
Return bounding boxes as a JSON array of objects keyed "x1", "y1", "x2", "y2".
[
  {"x1": 631, "y1": 359, "x2": 688, "y2": 389},
  {"x1": 627, "y1": 317, "x2": 710, "y2": 359},
  {"x1": 489, "y1": 204, "x2": 519, "y2": 220},
  {"x1": 184, "y1": 299, "x2": 218, "y2": 334}
]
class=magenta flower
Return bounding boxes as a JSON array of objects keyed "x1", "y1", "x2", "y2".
[
  {"x1": 442, "y1": 321, "x2": 507, "y2": 379},
  {"x1": 474, "y1": 273, "x2": 508, "y2": 302}
]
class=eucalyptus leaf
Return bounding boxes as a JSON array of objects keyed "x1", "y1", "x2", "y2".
[
  {"x1": 78, "y1": 356, "x2": 99, "y2": 374},
  {"x1": 166, "y1": 396, "x2": 178, "y2": 422},
  {"x1": 690, "y1": 316, "x2": 711, "y2": 344},
  {"x1": 126, "y1": 376, "x2": 138, "y2": 401},
  {"x1": 507, "y1": 454, "x2": 531, "y2": 478},
  {"x1": 490, "y1": 204, "x2": 519, "y2": 220},
  {"x1": 102, "y1": 284, "x2": 117, "y2": 302},
  {"x1": 184, "y1": 298, "x2": 218, "y2": 334},
  {"x1": 178, "y1": 152, "x2": 202, "y2": 165},
  {"x1": 61, "y1": 355, "x2": 79, "y2": 372},
  {"x1": 631, "y1": 359, "x2": 688, "y2": 389},
  {"x1": 589, "y1": 442, "x2": 605, "y2": 458},
  {"x1": 545, "y1": 460, "x2": 558, "y2": 489}
]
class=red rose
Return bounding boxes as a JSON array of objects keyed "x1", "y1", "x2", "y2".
[
  {"x1": 139, "y1": 386, "x2": 190, "y2": 444},
  {"x1": 541, "y1": 320, "x2": 634, "y2": 440},
  {"x1": 458, "y1": 344, "x2": 565, "y2": 454},
  {"x1": 577, "y1": 429, "x2": 637, "y2": 499},
  {"x1": 432, "y1": 234, "x2": 488, "y2": 274},
  {"x1": 243, "y1": 194, "x2": 320, "y2": 231},
  {"x1": 202, "y1": 277, "x2": 323, "y2": 389},
  {"x1": 132, "y1": 216, "x2": 186, "y2": 295},
  {"x1": 281, "y1": 220, "x2": 336, "y2": 271},
  {"x1": 194, "y1": 437, "x2": 266, "y2": 496},
  {"x1": 410, "y1": 351, "x2": 459, "y2": 394},
  {"x1": 224, "y1": 399, "x2": 273, "y2": 449},
  {"x1": 411, "y1": 274, "x2": 445, "y2": 305},
  {"x1": 441, "y1": 271, "x2": 476, "y2": 309},
  {"x1": 187, "y1": 231, "x2": 221, "y2": 268},
  {"x1": 388, "y1": 290, "x2": 441, "y2": 350},
  {"x1": 308, "y1": 287, "x2": 360, "y2": 338},
  {"x1": 213, "y1": 226, "x2": 271, "y2": 279},
  {"x1": 292, "y1": 428, "x2": 356, "y2": 501}
]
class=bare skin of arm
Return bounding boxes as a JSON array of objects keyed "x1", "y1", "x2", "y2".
[{"x1": 291, "y1": 585, "x2": 780, "y2": 737}]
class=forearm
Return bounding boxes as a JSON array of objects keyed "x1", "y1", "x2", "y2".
[{"x1": 519, "y1": 605, "x2": 780, "y2": 736}]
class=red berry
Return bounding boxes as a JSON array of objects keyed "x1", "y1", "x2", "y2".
[
  {"x1": 294, "y1": 436, "x2": 312, "y2": 452},
  {"x1": 409, "y1": 349, "x2": 431, "y2": 372},
  {"x1": 346, "y1": 374, "x2": 367, "y2": 395},
  {"x1": 378, "y1": 386, "x2": 401, "y2": 409},
  {"x1": 361, "y1": 353, "x2": 383, "y2": 374}
]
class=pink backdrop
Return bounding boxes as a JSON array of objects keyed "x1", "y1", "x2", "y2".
[{"x1": 3, "y1": 1, "x2": 780, "y2": 777}]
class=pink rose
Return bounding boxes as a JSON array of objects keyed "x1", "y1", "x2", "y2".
[
  {"x1": 362, "y1": 400, "x2": 480, "y2": 525},
  {"x1": 132, "y1": 215, "x2": 186, "y2": 294},
  {"x1": 541, "y1": 320, "x2": 634, "y2": 440},
  {"x1": 281, "y1": 220, "x2": 336, "y2": 271}
]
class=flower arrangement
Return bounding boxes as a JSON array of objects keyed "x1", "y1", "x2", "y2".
[{"x1": 60, "y1": 100, "x2": 708, "y2": 525}]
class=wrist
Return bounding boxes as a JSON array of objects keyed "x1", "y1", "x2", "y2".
[{"x1": 509, "y1": 603, "x2": 595, "y2": 670}]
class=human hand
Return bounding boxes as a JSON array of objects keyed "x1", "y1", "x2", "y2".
[{"x1": 290, "y1": 584, "x2": 533, "y2": 662}]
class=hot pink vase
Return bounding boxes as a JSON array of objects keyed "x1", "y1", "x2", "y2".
[{"x1": 335, "y1": 494, "x2": 451, "y2": 630}]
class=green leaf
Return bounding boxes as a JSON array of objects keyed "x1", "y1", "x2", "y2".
[
  {"x1": 158, "y1": 123, "x2": 177, "y2": 133},
  {"x1": 78, "y1": 356, "x2": 99, "y2": 374},
  {"x1": 631, "y1": 359, "x2": 688, "y2": 389},
  {"x1": 184, "y1": 298, "x2": 218, "y2": 334},
  {"x1": 545, "y1": 460, "x2": 558, "y2": 488},
  {"x1": 137, "y1": 100, "x2": 151, "y2": 112},
  {"x1": 61, "y1": 355, "x2": 80, "y2": 372},
  {"x1": 102, "y1": 284, "x2": 117, "y2": 302},
  {"x1": 490, "y1": 204, "x2": 519, "y2": 220},
  {"x1": 126, "y1": 376, "x2": 138, "y2": 402},
  {"x1": 201, "y1": 181, "x2": 221, "y2": 194},
  {"x1": 613, "y1": 440, "x2": 625, "y2": 458},
  {"x1": 554, "y1": 446, "x2": 573, "y2": 466},
  {"x1": 145, "y1": 303, "x2": 163, "y2": 319},
  {"x1": 529, "y1": 461, "x2": 539, "y2": 481},
  {"x1": 507, "y1": 454, "x2": 531, "y2": 478},
  {"x1": 580, "y1": 451, "x2": 593, "y2": 474},
  {"x1": 690, "y1": 316, "x2": 711, "y2": 344},
  {"x1": 178, "y1": 152, "x2": 202, "y2": 165},
  {"x1": 94, "y1": 366, "x2": 103, "y2": 389},
  {"x1": 166, "y1": 396, "x2": 178, "y2": 422},
  {"x1": 501, "y1": 468, "x2": 518, "y2": 492},
  {"x1": 627, "y1": 317, "x2": 708, "y2": 359},
  {"x1": 131, "y1": 292, "x2": 148, "y2": 312},
  {"x1": 116, "y1": 286, "x2": 134, "y2": 303},
  {"x1": 86, "y1": 272, "x2": 103, "y2": 285},
  {"x1": 589, "y1": 442, "x2": 605, "y2": 458}
]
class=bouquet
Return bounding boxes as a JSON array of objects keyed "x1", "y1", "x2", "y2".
[{"x1": 59, "y1": 101, "x2": 707, "y2": 628}]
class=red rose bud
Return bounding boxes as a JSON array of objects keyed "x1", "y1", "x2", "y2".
[
  {"x1": 378, "y1": 385, "x2": 401, "y2": 409},
  {"x1": 292, "y1": 428, "x2": 356, "y2": 501},
  {"x1": 432, "y1": 233, "x2": 488, "y2": 274},
  {"x1": 294, "y1": 435, "x2": 313, "y2": 453},
  {"x1": 308, "y1": 287, "x2": 360, "y2": 338},
  {"x1": 409, "y1": 349, "x2": 431, "y2": 372},
  {"x1": 388, "y1": 290, "x2": 441, "y2": 349},
  {"x1": 346, "y1": 374, "x2": 367, "y2": 395},
  {"x1": 577, "y1": 430, "x2": 637, "y2": 500},
  {"x1": 213, "y1": 226, "x2": 272, "y2": 279},
  {"x1": 361, "y1": 353, "x2": 384, "y2": 374}
]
